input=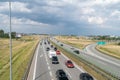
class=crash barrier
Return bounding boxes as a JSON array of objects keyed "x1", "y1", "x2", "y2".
[{"x1": 51, "y1": 39, "x2": 120, "y2": 80}]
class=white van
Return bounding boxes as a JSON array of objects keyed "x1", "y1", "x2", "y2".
[{"x1": 48, "y1": 50, "x2": 56, "y2": 59}]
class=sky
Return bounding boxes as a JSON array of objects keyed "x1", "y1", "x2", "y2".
[{"x1": 0, "y1": 0, "x2": 120, "y2": 35}]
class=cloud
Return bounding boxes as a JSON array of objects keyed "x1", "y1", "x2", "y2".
[
  {"x1": 0, "y1": 0, "x2": 120, "y2": 35},
  {"x1": 88, "y1": 16, "x2": 106, "y2": 25},
  {"x1": 0, "y1": 2, "x2": 31, "y2": 13}
]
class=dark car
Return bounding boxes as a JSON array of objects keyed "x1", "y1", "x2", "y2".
[
  {"x1": 48, "y1": 41, "x2": 50, "y2": 44},
  {"x1": 54, "y1": 47, "x2": 57, "y2": 51},
  {"x1": 74, "y1": 50, "x2": 80, "y2": 54},
  {"x1": 80, "y1": 73, "x2": 94, "y2": 80},
  {"x1": 56, "y1": 69, "x2": 69, "y2": 80},
  {"x1": 52, "y1": 56, "x2": 59, "y2": 64},
  {"x1": 60, "y1": 44, "x2": 63, "y2": 46},
  {"x1": 46, "y1": 47, "x2": 50, "y2": 51},
  {"x1": 44, "y1": 42, "x2": 46, "y2": 44},
  {"x1": 51, "y1": 45, "x2": 53, "y2": 48}
]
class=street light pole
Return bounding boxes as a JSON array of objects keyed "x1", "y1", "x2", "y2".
[{"x1": 9, "y1": 0, "x2": 12, "y2": 80}]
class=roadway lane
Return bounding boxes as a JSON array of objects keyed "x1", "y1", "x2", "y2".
[
  {"x1": 51, "y1": 38, "x2": 120, "y2": 79},
  {"x1": 44, "y1": 40, "x2": 85, "y2": 80},
  {"x1": 27, "y1": 39, "x2": 85, "y2": 80},
  {"x1": 85, "y1": 44, "x2": 120, "y2": 66}
]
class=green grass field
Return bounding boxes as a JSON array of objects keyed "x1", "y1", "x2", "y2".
[{"x1": 0, "y1": 35, "x2": 40, "y2": 80}]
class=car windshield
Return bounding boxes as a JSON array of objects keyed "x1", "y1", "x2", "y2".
[
  {"x1": 52, "y1": 57, "x2": 58, "y2": 61},
  {"x1": 67, "y1": 61, "x2": 72, "y2": 64}
]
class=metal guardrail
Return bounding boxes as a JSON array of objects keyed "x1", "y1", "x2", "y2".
[
  {"x1": 22, "y1": 41, "x2": 40, "y2": 80},
  {"x1": 51, "y1": 39, "x2": 120, "y2": 80}
]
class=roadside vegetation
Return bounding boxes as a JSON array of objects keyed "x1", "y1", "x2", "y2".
[
  {"x1": 96, "y1": 43, "x2": 120, "y2": 59},
  {"x1": 0, "y1": 35, "x2": 40, "y2": 80},
  {"x1": 55, "y1": 36, "x2": 96, "y2": 49}
]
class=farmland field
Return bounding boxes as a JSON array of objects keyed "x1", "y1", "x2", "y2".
[{"x1": 0, "y1": 35, "x2": 40, "y2": 80}]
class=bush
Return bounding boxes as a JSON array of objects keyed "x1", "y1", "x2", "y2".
[{"x1": 118, "y1": 42, "x2": 120, "y2": 45}]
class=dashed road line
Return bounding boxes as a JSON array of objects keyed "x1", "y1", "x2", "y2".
[
  {"x1": 42, "y1": 42, "x2": 54, "y2": 80},
  {"x1": 40, "y1": 54, "x2": 43, "y2": 57}
]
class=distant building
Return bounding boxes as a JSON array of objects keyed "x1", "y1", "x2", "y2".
[{"x1": 16, "y1": 33, "x2": 22, "y2": 38}]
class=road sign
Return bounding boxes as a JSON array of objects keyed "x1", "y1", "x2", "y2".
[{"x1": 97, "y1": 41, "x2": 106, "y2": 45}]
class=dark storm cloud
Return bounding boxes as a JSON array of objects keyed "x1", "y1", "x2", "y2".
[{"x1": 0, "y1": 0, "x2": 120, "y2": 35}]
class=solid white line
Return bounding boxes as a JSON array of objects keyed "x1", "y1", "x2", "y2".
[
  {"x1": 33, "y1": 43, "x2": 40, "y2": 80},
  {"x1": 65, "y1": 69, "x2": 72, "y2": 78}
]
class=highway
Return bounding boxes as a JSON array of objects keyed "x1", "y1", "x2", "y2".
[
  {"x1": 27, "y1": 39, "x2": 85, "y2": 80},
  {"x1": 51, "y1": 38, "x2": 120, "y2": 79}
]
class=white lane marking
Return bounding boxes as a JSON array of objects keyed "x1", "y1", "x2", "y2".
[
  {"x1": 40, "y1": 54, "x2": 43, "y2": 57},
  {"x1": 33, "y1": 43, "x2": 40, "y2": 80},
  {"x1": 49, "y1": 71, "x2": 54, "y2": 80},
  {"x1": 64, "y1": 69, "x2": 72, "y2": 78},
  {"x1": 48, "y1": 66, "x2": 50, "y2": 70},
  {"x1": 49, "y1": 71, "x2": 52, "y2": 76},
  {"x1": 61, "y1": 53, "x2": 85, "y2": 72},
  {"x1": 47, "y1": 62, "x2": 49, "y2": 65},
  {"x1": 42, "y1": 42, "x2": 54, "y2": 80}
]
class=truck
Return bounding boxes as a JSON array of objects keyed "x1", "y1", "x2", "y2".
[{"x1": 48, "y1": 50, "x2": 56, "y2": 59}]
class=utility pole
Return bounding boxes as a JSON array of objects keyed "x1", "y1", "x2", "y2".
[{"x1": 9, "y1": 0, "x2": 12, "y2": 80}]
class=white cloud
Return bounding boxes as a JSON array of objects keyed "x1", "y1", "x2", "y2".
[
  {"x1": 111, "y1": 10, "x2": 120, "y2": 16},
  {"x1": 0, "y1": 2, "x2": 31, "y2": 13},
  {"x1": 81, "y1": 7, "x2": 95, "y2": 14},
  {"x1": 88, "y1": 16, "x2": 106, "y2": 24}
]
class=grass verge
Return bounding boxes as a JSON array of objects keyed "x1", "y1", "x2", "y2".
[
  {"x1": 96, "y1": 44, "x2": 120, "y2": 59},
  {"x1": 0, "y1": 35, "x2": 40, "y2": 80}
]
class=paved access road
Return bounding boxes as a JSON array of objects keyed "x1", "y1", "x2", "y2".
[
  {"x1": 51, "y1": 38, "x2": 120, "y2": 79},
  {"x1": 27, "y1": 39, "x2": 85, "y2": 80}
]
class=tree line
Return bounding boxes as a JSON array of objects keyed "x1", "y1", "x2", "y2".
[{"x1": 0, "y1": 29, "x2": 16, "y2": 38}]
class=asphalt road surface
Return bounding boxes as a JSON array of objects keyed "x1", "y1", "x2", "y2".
[
  {"x1": 27, "y1": 39, "x2": 85, "y2": 80},
  {"x1": 51, "y1": 38, "x2": 120, "y2": 79}
]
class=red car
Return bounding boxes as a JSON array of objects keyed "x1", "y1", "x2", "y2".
[
  {"x1": 65, "y1": 60, "x2": 74, "y2": 68},
  {"x1": 56, "y1": 50, "x2": 61, "y2": 55}
]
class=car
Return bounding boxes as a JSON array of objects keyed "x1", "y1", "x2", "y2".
[
  {"x1": 56, "y1": 50, "x2": 61, "y2": 55},
  {"x1": 46, "y1": 47, "x2": 50, "y2": 51},
  {"x1": 60, "y1": 44, "x2": 63, "y2": 46},
  {"x1": 51, "y1": 45, "x2": 53, "y2": 48},
  {"x1": 48, "y1": 41, "x2": 50, "y2": 44},
  {"x1": 65, "y1": 60, "x2": 74, "y2": 68},
  {"x1": 54, "y1": 47, "x2": 57, "y2": 51},
  {"x1": 52, "y1": 56, "x2": 59, "y2": 64},
  {"x1": 44, "y1": 42, "x2": 46, "y2": 44},
  {"x1": 56, "y1": 69, "x2": 69, "y2": 80},
  {"x1": 80, "y1": 73, "x2": 94, "y2": 80},
  {"x1": 74, "y1": 50, "x2": 80, "y2": 54}
]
